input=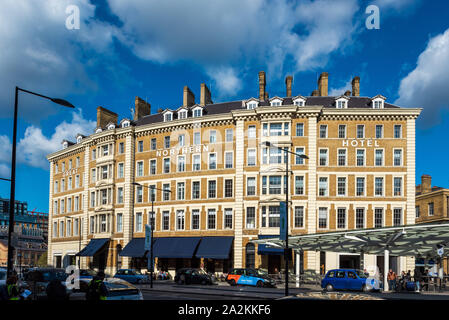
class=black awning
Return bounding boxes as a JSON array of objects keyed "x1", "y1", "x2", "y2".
[
  {"x1": 119, "y1": 238, "x2": 146, "y2": 257},
  {"x1": 76, "y1": 238, "x2": 109, "y2": 257},
  {"x1": 153, "y1": 237, "x2": 201, "y2": 258},
  {"x1": 195, "y1": 237, "x2": 233, "y2": 259}
]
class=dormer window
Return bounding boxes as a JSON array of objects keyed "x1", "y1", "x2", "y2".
[
  {"x1": 192, "y1": 107, "x2": 203, "y2": 118},
  {"x1": 335, "y1": 96, "x2": 349, "y2": 109},
  {"x1": 62, "y1": 141, "x2": 68, "y2": 149},
  {"x1": 178, "y1": 110, "x2": 187, "y2": 120},
  {"x1": 107, "y1": 123, "x2": 115, "y2": 130},
  {"x1": 76, "y1": 136, "x2": 82, "y2": 144},
  {"x1": 95, "y1": 128, "x2": 103, "y2": 133},
  {"x1": 270, "y1": 97, "x2": 283, "y2": 107},
  {"x1": 372, "y1": 95, "x2": 386, "y2": 109},
  {"x1": 121, "y1": 120, "x2": 130, "y2": 128},
  {"x1": 163, "y1": 111, "x2": 173, "y2": 122},
  {"x1": 245, "y1": 98, "x2": 259, "y2": 110},
  {"x1": 293, "y1": 96, "x2": 306, "y2": 107}
]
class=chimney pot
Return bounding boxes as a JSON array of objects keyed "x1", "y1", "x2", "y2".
[
  {"x1": 134, "y1": 96, "x2": 151, "y2": 121},
  {"x1": 421, "y1": 174, "x2": 432, "y2": 194},
  {"x1": 344, "y1": 90, "x2": 351, "y2": 96},
  {"x1": 285, "y1": 75, "x2": 293, "y2": 97},
  {"x1": 183, "y1": 86, "x2": 195, "y2": 107},
  {"x1": 259, "y1": 71, "x2": 266, "y2": 101},
  {"x1": 318, "y1": 72, "x2": 328, "y2": 96},
  {"x1": 311, "y1": 90, "x2": 319, "y2": 96},
  {"x1": 200, "y1": 83, "x2": 213, "y2": 106},
  {"x1": 351, "y1": 76, "x2": 360, "y2": 97},
  {"x1": 96, "y1": 106, "x2": 118, "y2": 129}
]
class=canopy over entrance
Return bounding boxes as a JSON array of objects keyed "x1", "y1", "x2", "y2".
[{"x1": 251, "y1": 223, "x2": 449, "y2": 259}]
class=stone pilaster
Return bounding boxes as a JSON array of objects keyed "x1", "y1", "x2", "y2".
[
  {"x1": 233, "y1": 119, "x2": 245, "y2": 268},
  {"x1": 306, "y1": 115, "x2": 318, "y2": 271},
  {"x1": 122, "y1": 132, "x2": 135, "y2": 268},
  {"x1": 47, "y1": 161, "x2": 54, "y2": 266}
]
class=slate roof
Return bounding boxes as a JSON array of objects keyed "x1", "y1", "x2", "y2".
[{"x1": 135, "y1": 96, "x2": 400, "y2": 127}]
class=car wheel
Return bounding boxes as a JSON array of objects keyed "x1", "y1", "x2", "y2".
[
  {"x1": 362, "y1": 284, "x2": 370, "y2": 292},
  {"x1": 325, "y1": 284, "x2": 334, "y2": 292},
  {"x1": 230, "y1": 279, "x2": 236, "y2": 286},
  {"x1": 178, "y1": 275, "x2": 185, "y2": 285},
  {"x1": 256, "y1": 280, "x2": 264, "y2": 288}
]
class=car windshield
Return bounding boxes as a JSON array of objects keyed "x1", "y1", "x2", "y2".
[
  {"x1": 43, "y1": 271, "x2": 67, "y2": 281},
  {"x1": 356, "y1": 270, "x2": 368, "y2": 278},
  {"x1": 132, "y1": 270, "x2": 142, "y2": 275},
  {"x1": 195, "y1": 269, "x2": 207, "y2": 275},
  {"x1": 256, "y1": 269, "x2": 269, "y2": 277},
  {"x1": 80, "y1": 270, "x2": 96, "y2": 276}
]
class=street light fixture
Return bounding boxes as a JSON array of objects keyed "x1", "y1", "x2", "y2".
[
  {"x1": 132, "y1": 182, "x2": 172, "y2": 288},
  {"x1": 7, "y1": 87, "x2": 75, "y2": 277},
  {"x1": 260, "y1": 141, "x2": 308, "y2": 296}
]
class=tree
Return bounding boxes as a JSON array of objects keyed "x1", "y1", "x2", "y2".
[{"x1": 37, "y1": 252, "x2": 47, "y2": 267}]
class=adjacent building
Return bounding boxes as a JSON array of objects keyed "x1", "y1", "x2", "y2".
[
  {"x1": 415, "y1": 174, "x2": 449, "y2": 273},
  {"x1": 47, "y1": 72, "x2": 421, "y2": 276},
  {"x1": 0, "y1": 198, "x2": 48, "y2": 268}
]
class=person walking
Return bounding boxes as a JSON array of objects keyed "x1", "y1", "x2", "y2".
[
  {"x1": 86, "y1": 271, "x2": 108, "y2": 301},
  {"x1": 414, "y1": 267, "x2": 422, "y2": 293},
  {"x1": 6, "y1": 275, "x2": 20, "y2": 300},
  {"x1": 387, "y1": 269, "x2": 397, "y2": 291}
]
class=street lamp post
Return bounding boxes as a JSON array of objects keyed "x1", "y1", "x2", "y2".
[
  {"x1": 7, "y1": 87, "x2": 75, "y2": 277},
  {"x1": 132, "y1": 182, "x2": 172, "y2": 289},
  {"x1": 261, "y1": 141, "x2": 308, "y2": 297}
]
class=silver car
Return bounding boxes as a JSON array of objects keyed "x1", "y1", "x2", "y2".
[{"x1": 75, "y1": 277, "x2": 143, "y2": 300}]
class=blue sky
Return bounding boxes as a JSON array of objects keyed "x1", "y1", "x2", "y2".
[{"x1": 0, "y1": 0, "x2": 448, "y2": 212}]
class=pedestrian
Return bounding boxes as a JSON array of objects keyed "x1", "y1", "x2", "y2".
[
  {"x1": 387, "y1": 269, "x2": 397, "y2": 291},
  {"x1": 414, "y1": 267, "x2": 422, "y2": 292},
  {"x1": 422, "y1": 269, "x2": 429, "y2": 291},
  {"x1": 46, "y1": 278, "x2": 67, "y2": 300},
  {"x1": 6, "y1": 275, "x2": 20, "y2": 300},
  {"x1": 399, "y1": 271, "x2": 406, "y2": 291},
  {"x1": 86, "y1": 271, "x2": 108, "y2": 301}
]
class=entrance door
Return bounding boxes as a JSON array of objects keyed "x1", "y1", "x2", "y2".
[
  {"x1": 268, "y1": 255, "x2": 281, "y2": 274},
  {"x1": 339, "y1": 255, "x2": 360, "y2": 269}
]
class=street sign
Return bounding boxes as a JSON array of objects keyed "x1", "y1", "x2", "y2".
[
  {"x1": 437, "y1": 247, "x2": 444, "y2": 257},
  {"x1": 280, "y1": 202, "x2": 287, "y2": 241},
  {"x1": 145, "y1": 224, "x2": 152, "y2": 251}
]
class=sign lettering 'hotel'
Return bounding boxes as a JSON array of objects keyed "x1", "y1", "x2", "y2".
[{"x1": 47, "y1": 71, "x2": 421, "y2": 276}]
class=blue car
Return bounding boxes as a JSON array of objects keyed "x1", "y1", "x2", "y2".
[
  {"x1": 113, "y1": 269, "x2": 150, "y2": 284},
  {"x1": 226, "y1": 268, "x2": 276, "y2": 288},
  {"x1": 321, "y1": 269, "x2": 381, "y2": 292}
]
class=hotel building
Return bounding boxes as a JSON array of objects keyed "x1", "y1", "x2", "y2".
[{"x1": 47, "y1": 72, "x2": 421, "y2": 276}]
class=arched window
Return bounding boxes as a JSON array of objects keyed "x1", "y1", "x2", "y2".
[{"x1": 245, "y1": 243, "x2": 255, "y2": 269}]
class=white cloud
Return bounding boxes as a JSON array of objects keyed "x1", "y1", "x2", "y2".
[
  {"x1": 13, "y1": 109, "x2": 96, "y2": 170},
  {"x1": 107, "y1": 0, "x2": 360, "y2": 96},
  {"x1": 0, "y1": 0, "x2": 119, "y2": 122},
  {"x1": 373, "y1": 0, "x2": 421, "y2": 11},
  {"x1": 0, "y1": 164, "x2": 9, "y2": 179},
  {"x1": 395, "y1": 28, "x2": 449, "y2": 126},
  {"x1": 329, "y1": 79, "x2": 353, "y2": 97}
]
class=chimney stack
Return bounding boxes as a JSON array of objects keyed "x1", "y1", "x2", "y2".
[
  {"x1": 200, "y1": 83, "x2": 213, "y2": 106},
  {"x1": 318, "y1": 72, "x2": 328, "y2": 96},
  {"x1": 259, "y1": 71, "x2": 266, "y2": 101},
  {"x1": 311, "y1": 90, "x2": 319, "y2": 96},
  {"x1": 183, "y1": 86, "x2": 195, "y2": 107},
  {"x1": 134, "y1": 96, "x2": 151, "y2": 121},
  {"x1": 421, "y1": 175, "x2": 432, "y2": 194},
  {"x1": 351, "y1": 76, "x2": 360, "y2": 97},
  {"x1": 285, "y1": 75, "x2": 293, "y2": 97},
  {"x1": 96, "y1": 106, "x2": 118, "y2": 128}
]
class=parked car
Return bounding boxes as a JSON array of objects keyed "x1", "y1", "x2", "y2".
[
  {"x1": 226, "y1": 268, "x2": 276, "y2": 288},
  {"x1": 321, "y1": 269, "x2": 381, "y2": 292},
  {"x1": 174, "y1": 268, "x2": 216, "y2": 285},
  {"x1": 0, "y1": 268, "x2": 6, "y2": 286},
  {"x1": 22, "y1": 268, "x2": 71, "y2": 299},
  {"x1": 100, "y1": 278, "x2": 143, "y2": 300},
  {"x1": 113, "y1": 269, "x2": 150, "y2": 284}
]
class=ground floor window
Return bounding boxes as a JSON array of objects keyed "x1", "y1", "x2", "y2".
[{"x1": 245, "y1": 243, "x2": 255, "y2": 269}]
